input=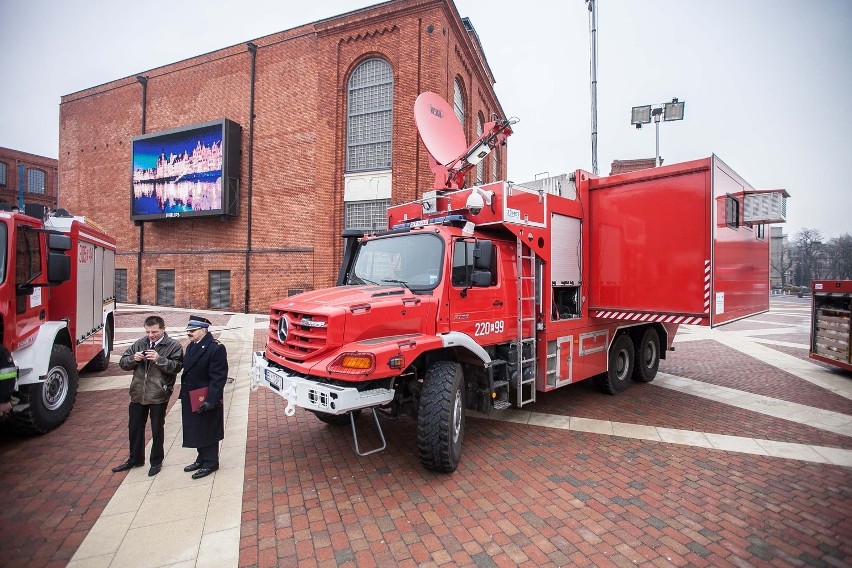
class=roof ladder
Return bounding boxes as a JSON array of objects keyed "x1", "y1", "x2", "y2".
[{"x1": 515, "y1": 237, "x2": 537, "y2": 407}]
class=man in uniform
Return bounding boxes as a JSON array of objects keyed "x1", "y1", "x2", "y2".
[{"x1": 180, "y1": 315, "x2": 228, "y2": 479}]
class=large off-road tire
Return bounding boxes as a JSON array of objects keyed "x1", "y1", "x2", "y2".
[
  {"x1": 417, "y1": 361, "x2": 465, "y2": 473},
  {"x1": 15, "y1": 345, "x2": 79, "y2": 434},
  {"x1": 594, "y1": 333, "x2": 634, "y2": 395},
  {"x1": 313, "y1": 409, "x2": 361, "y2": 426},
  {"x1": 632, "y1": 327, "x2": 660, "y2": 383},
  {"x1": 83, "y1": 324, "x2": 112, "y2": 373}
]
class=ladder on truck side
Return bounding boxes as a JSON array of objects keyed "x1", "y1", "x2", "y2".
[{"x1": 515, "y1": 237, "x2": 537, "y2": 406}]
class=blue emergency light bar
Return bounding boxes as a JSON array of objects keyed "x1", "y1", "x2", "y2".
[{"x1": 392, "y1": 215, "x2": 467, "y2": 230}]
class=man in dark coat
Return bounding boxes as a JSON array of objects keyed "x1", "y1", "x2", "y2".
[
  {"x1": 112, "y1": 315, "x2": 183, "y2": 476},
  {"x1": 180, "y1": 315, "x2": 228, "y2": 479}
]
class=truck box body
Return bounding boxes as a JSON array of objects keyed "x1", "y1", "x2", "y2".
[
  {"x1": 44, "y1": 217, "x2": 116, "y2": 370},
  {"x1": 586, "y1": 156, "x2": 770, "y2": 327}
]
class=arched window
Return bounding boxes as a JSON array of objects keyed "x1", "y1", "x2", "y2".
[
  {"x1": 346, "y1": 58, "x2": 393, "y2": 173},
  {"x1": 27, "y1": 168, "x2": 45, "y2": 194},
  {"x1": 453, "y1": 78, "x2": 466, "y2": 130},
  {"x1": 475, "y1": 113, "x2": 485, "y2": 184}
]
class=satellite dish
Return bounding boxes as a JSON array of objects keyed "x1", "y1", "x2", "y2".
[{"x1": 414, "y1": 92, "x2": 467, "y2": 165}]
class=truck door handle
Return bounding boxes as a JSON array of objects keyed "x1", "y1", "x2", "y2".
[
  {"x1": 39, "y1": 309, "x2": 46, "y2": 320},
  {"x1": 493, "y1": 301, "x2": 503, "y2": 307}
]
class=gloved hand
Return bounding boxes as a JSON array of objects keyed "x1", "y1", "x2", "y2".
[{"x1": 196, "y1": 401, "x2": 214, "y2": 413}]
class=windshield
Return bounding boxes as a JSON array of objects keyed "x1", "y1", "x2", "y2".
[{"x1": 348, "y1": 232, "x2": 444, "y2": 290}]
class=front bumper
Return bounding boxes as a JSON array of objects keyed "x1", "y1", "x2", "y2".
[{"x1": 249, "y1": 352, "x2": 394, "y2": 416}]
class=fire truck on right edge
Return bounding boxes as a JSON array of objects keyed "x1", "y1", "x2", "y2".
[
  {"x1": 809, "y1": 280, "x2": 852, "y2": 372},
  {"x1": 251, "y1": 92, "x2": 789, "y2": 472}
]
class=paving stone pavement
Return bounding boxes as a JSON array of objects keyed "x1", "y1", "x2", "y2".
[{"x1": 0, "y1": 296, "x2": 849, "y2": 567}]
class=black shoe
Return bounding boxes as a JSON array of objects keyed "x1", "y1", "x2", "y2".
[
  {"x1": 191, "y1": 465, "x2": 219, "y2": 479},
  {"x1": 183, "y1": 462, "x2": 203, "y2": 472},
  {"x1": 148, "y1": 464, "x2": 162, "y2": 477},
  {"x1": 111, "y1": 460, "x2": 141, "y2": 473}
]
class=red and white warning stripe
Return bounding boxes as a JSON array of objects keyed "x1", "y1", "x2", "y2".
[
  {"x1": 591, "y1": 311, "x2": 706, "y2": 326},
  {"x1": 704, "y1": 259, "x2": 711, "y2": 313}
]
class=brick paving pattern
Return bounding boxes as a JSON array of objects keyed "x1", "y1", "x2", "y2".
[
  {"x1": 243, "y1": 391, "x2": 851, "y2": 567},
  {"x1": 659, "y1": 340, "x2": 852, "y2": 414}
]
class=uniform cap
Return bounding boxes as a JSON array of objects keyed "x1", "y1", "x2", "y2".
[{"x1": 186, "y1": 315, "x2": 212, "y2": 331}]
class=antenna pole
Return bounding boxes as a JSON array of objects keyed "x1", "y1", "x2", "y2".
[{"x1": 587, "y1": 0, "x2": 599, "y2": 175}]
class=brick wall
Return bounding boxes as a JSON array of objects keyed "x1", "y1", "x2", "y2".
[
  {"x1": 58, "y1": 0, "x2": 505, "y2": 313},
  {"x1": 0, "y1": 147, "x2": 58, "y2": 210}
]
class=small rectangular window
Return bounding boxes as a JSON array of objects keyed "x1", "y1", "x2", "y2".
[
  {"x1": 0, "y1": 162, "x2": 7, "y2": 186},
  {"x1": 344, "y1": 199, "x2": 389, "y2": 231},
  {"x1": 209, "y1": 270, "x2": 231, "y2": 309},
  {"x1": 27, "y1": 169, "x2": 46, "y2": 195},
  {"x1": 156, "y1": 270, "x2": 175, "y2": 307},
  {"x1": 287, "y1": 288, "x2": 304, "y2": 296},
  {"x1": 115, "y1": 269, "x2": 128, "y2": 303},
  {"x1": 725, "y1": 194, "x2": 740, "y2": 229}
]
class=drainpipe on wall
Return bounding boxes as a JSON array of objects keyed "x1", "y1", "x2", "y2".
[
  {"x1": 135, "y1": 75, "x2": 148, "y2": 304},
  {"x1": 244, "y1": 42, "x2": 257, "y2": 314}
]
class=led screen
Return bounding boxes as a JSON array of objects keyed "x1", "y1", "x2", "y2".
[{"x1": 130, "y1": 119, "x2": 240, "y2": 221}]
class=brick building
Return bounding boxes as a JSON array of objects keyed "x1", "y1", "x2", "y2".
[
  {"x1": 58, "y1": 0, "x2": 505, "y2": 313},
  {"x1": 0, "y1": 147, "x2": 59, "y2": 210},
  {"x1": 609, "y1": 157, "x2": 658, "y2": 175}
]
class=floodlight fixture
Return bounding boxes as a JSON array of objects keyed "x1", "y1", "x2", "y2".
[
  {"x1": 631, "y1": 97, "x2": 686, "y2": 167},
  {"x1": 631, "y1": 105, "x2": 652, "y2": 127},
  {"x1": 664, "y1": 98, "x2": 685, "y2": 121}
]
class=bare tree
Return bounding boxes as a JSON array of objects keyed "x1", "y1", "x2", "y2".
[
  {"x1": 793, "y1": 228, "x2": 824, "y2": 286},
  {"x1": 826, "y1": 233, "x2": 852, "y2": 280},
  {"x1": 770, "y1": 237, "x2": 795, "y2": 287}
]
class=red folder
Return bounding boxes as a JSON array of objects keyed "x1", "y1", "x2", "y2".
[{"x1": 188, "y1": 387, "x2": 209, "y2": 412}]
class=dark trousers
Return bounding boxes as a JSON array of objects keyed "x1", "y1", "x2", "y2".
[
  {"x1": 128, "y1": 401, "x2": 167, "y2": 466},
  {"x1": 196, "y1": 443, "x2": 219, "y2": 469}
]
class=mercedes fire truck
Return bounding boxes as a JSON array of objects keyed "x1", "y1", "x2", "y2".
[{"x1": 251, "y1": 93, "x2": 788, "y2": 472}]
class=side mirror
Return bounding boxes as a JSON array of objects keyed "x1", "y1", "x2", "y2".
[
  {"x1": 473, "y1": 240, "x2": 493, "y2": 270},
  {"x1": 47, "y1": 233, "x2": 72, "y2": 251},
  {"x1": 47, "y1": 252, "x2": 71, "y2": 284},
  {"x1": 470, "y1": 270, "x2": 492, "y2": 287}
]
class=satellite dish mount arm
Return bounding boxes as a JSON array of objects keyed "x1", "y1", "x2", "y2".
[{"x1": 437, "y1": 118, "x2": 515, "y2": 190}]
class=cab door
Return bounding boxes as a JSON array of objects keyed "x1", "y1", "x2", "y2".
[
  {"x1": 13, "y1": 224, "x2": 47, "y2": 349},
  {"x1": 447, "y1": 239, "x2": 512, "y2": 346}
]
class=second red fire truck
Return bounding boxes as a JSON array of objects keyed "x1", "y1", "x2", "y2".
[{"x1": 251, "y1": 93, "x2": 788, "y2": 472}]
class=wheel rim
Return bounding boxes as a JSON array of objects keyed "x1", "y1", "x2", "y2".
[
  {"x1": 643, "y1": 341, "x2": 657, "y2": 369},
  {"x1": 451, "y1": 389, "x2": 463, "y2": 444},
  {"x1": 42, "y1": 365, "x2": 69, "y2": 411},
  {"x1": 616, "y1": 349, "x2": 630, "y2": 381}
]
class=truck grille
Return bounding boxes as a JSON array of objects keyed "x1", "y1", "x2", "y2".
[{"x1": 267, "y1": 309, "x2": 330, "y2": 364}]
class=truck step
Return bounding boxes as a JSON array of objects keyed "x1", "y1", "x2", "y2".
[
  {"x1": 493, "y1": 400, "x2": 512, "y2": 410},
  {"x1": 492, "y1": 380, "x2": 509, "y2": 390}
]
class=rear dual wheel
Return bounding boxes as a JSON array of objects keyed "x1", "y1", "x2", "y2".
[
  {"x1": 633, "y1": 327, "x2": 660, "y2": 383},
  {"x1": 594, "y1": 334, "x2": 634, "y2": 395}
]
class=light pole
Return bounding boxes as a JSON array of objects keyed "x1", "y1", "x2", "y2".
[{"x1": 631, "y1": 98, "x2": 685, "y2": 167}]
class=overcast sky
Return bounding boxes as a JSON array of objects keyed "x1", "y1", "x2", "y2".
[{"x1": 1, "y1": 0, "x2": 849, "y2": 239}]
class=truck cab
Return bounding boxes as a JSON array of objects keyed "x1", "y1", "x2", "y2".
[{"x1": 0, "y1": 209, "x2": 116, "y2": 434}]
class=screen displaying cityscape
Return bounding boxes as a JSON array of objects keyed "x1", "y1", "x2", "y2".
[{"x1": 131, "y1": 121, "x2": 229, "y2": 220}]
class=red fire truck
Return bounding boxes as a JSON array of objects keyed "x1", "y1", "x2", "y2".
[
  {"x1": 809, "y1": 280, "x2": 851, "y2": 372},
  {"x1": 0, "y1": 206, "x2": 116, "y2": 433},
  {"x1": 251, "y1": 93, "x2": 788, "y2": 472}
]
